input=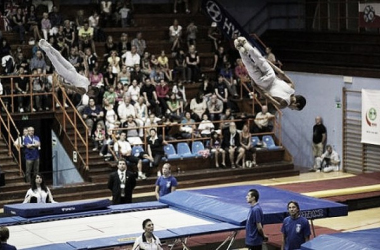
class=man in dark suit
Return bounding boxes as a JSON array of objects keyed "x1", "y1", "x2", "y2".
[
  {"x1": 107, "y1": 159, "x2": 136, "y2": 204},
  {"x1": 222, "y1": 122, "x2": 245, "y2": 168}
]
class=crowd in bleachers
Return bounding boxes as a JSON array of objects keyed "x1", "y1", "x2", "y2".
[{"x1": 0, "y1": 1, "x2": 279, "y2": 175}]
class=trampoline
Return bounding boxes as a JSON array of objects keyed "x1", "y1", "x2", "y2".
[{"x1": 2, "y1": 185, "x2": 348, "y2": 249}]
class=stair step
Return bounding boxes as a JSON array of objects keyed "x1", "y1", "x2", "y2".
[{"x1": 0, "y1": 182, "x2": 30, "y2": 192}]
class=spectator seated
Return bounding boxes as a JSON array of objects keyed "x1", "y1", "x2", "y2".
[
  {"x1": 262, "y1": 135, "x2": 281, "y2": 150},
  {"x1": 177, "y1": 142, "x2": 196, "y2": 159},
  {"x1": 164, "y1": 143, "x2": 181, "y2": 161}
]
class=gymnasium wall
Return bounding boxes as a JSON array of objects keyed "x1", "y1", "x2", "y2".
[{"x1": 282, "y1": 72, "x2": 380, "y2": 169}]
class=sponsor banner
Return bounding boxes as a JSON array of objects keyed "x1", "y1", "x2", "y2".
[
  {"x1": 358, "y1": 3, "x2": 380, "y2": 28},
  {"x1": 361, "y1": 89, "x2": 380, "y2": 145},
  {"x1": 201, "y1": 0, "x2": 264, "y2": 53}
]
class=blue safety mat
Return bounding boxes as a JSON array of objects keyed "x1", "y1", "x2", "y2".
[
  {"x1": 160, "y1": 185, "x2": 348, "y2": 225},
  {"x1": 26, "y1": 209, "x2": 112, "y2": 223},
  {"x1": 21, "y1": 243, "x2": 75, "y2": 250},
  {"x1": 168, "y1": 223, "x2": 243, "y2": 236},
  {"x1": 4, "y1": 199, "x2": 111, "y2": 218},
  {"x1": 0, "y1": 216, "x2": 27, "y2": 226},
  {"x1": 301, "y1": 227, "x2": 380, "y2": 250},
  {"x1": 108, "y1": 201, "x2": 168, "y2": 212}
]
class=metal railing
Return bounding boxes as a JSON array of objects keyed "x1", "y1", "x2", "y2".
[
  {"x1": 52, "y1": 74, "x2": 89, "y2": 169},
  {"x1": 0, "y1": 73, "x2": 89, "y2": 171},
  {"x1": 0, "y1": 97, "x2": 22, "y2": 175}
]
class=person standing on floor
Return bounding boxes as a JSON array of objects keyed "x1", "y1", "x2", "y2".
[
  {"x1": 23, "y1": 127, "x2": 40, "y2": 183},
  {"x1": 245, "y1": 188, "x2": 268, "y2": 250},
  {"x1": 311, "y1": 116, "x2": 326, "y2": 171},
  {"x1": 281, "y1": 201, "x2": 311, "y2": 250},
  {"x1": 107, "y1": 159, "x2": 136, "y2": 204},
  {"x1": 154, "y1": 163, "x2": 178, "y2": 200},
  {"x1": 0, "y1": 226, "x2": 17, "y2": 250}
]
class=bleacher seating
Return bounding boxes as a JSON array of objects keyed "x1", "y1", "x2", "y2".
[
  {"x1": 132, "y1": 145, "x2": 150, "y2": 164},
  {"x1": 262, "y1": 135, "x2": 281, "y2": 150},
  {"x1": 251, "y1": 136, "x2": 260, "y2": 147},
  {"x1": 192, "y1": 141, "x2": 205, "y2": 157},
  {"x1": 163, "y1": 144, "x2": 181, "y2": 161},
  {"x1": 176, "y1": 142, "x2": 196, "y2": 159}
]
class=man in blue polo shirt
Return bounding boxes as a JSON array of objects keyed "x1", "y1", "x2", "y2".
[
  {"x1": 23, "y1": 127, "x2": 41, "y2": 183},
  {"x1": 281, "y1": 201, "x2": 311, "y2": 250},
  {"x1": 245, "y1": 189, "x2": 268, "y2": 250}
]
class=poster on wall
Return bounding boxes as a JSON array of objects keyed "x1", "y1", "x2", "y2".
[{"x1": 361, "y1": 89, "x2": 380, "y2": 145}]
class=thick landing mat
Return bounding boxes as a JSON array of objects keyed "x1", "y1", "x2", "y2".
[
  {"x1": 3, "y1": 199, "x2": 111, "y2": 218},
  {"x1": 301, "y1": 227, "x2": 380, "y2": 250},
  {"x1": 160, "y1": 185, "x2": 348, "y2": 225}
]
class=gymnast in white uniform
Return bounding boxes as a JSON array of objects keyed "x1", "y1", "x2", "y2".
[
  {"x1": 38, "y1": 39, "x2": 89, "y2": 95},
  {"x1": 23, "y1": 173, "x2": 56, "y2": 203},
  {"x1": 132, "y1": 219, "x2": 163, "y2": 250},
  {"x1": 234, "y1": 37, "x2": 306, "y2": 110}
]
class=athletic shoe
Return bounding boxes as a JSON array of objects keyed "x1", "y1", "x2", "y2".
[
  {"x1": 19, "y1": 108, "x2": 24, "y2": 113},
  {"x1": 138, "y1": 173, "x2": 147, "y2": 180}
]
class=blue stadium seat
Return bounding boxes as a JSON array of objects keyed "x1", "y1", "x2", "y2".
[
  {"x1": 163, "y1": 144, "x2": 181, "y2": 160},
  {"x1": 191, "y1": 141, "x2": 205, "y2": 157},
  {"x1": 132, "y1": 146, "x2": 150, "y2": 163},
  {"x1": 251, "y1": 136, "x2": 260, "y2": 147},
  {"x1": 262, "y1": 135, "x2": 281, "y2": 150},
  {"x1": 177, "y1": 142, "x2": 196, "y2": 159}
]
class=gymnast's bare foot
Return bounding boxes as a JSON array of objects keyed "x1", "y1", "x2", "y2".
[
  {"x1": 234, "y1": 37, "x2": 248, "y2": 54},
  {"x1": 38, "y1": 39, "x2": 51, "y2": 51}
]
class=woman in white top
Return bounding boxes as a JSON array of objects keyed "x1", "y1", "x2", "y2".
[
  {"x1": 132, "y1": 218, "x2": 162, "y2": 250},
  {"x1": 134, "y1": 96, "x2": 148, "y2": 124},
  {"x1": 169, "y1": 19, "x2": 182, "y2": 52},
  {"x1": 198, "y1": 113, "x2": 214, "y2": 137},
  {"x1": 127, "y1": 79, "x2": 140, "y2": 103},
  {"x1": 190, "y1": 92, "x2": 207, "y2": 122},
  {"x1": 23, "y1": 173, "x2": 56, "y2": 203},
  {"x1": 105, "y1": 103, "x2": 118, "y2": 130}
]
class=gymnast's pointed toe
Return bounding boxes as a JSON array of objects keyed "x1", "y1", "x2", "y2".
[{"x1": 38, "y1": 39, "x2": 50, "y2": 50}]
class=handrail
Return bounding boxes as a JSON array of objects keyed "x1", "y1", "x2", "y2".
[
  {"x1": 0, "y1": 73, "x2": 54, "y2": 114},
  {"x1": 0, "y1": 73, "x2": 89, "y2": 170},
  {"x1": 0, "y1": 97, "x2": 22, "y2": 176},
  {"x1": 52, "y1": 74, "x2": 89, "y2": 169}
]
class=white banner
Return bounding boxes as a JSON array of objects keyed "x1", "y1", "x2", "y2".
[{"x1": 361, "y1": 89, "x2": 380, "y2": 145}]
